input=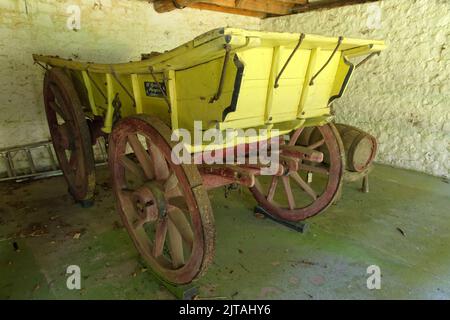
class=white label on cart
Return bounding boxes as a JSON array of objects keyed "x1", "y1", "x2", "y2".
[{"x1": 144, "y1": 82, "x2": 166, "y2": 97}]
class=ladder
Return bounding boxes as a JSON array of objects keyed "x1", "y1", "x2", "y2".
[{"x1": 0, "y1": 139, "x2": 108, "y2": 182}]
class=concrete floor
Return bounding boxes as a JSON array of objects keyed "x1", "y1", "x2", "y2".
[{"x1": 0, "y1": 164, "x2": 449, "y2": 300}]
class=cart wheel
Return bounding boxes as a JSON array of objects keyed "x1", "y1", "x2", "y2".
[
  {"x1": 250, "y1": 124, "x2": 345, "y2": 222},
  {"x1": 43, "y1": 68, "x2": 96, "y2": 203},
  {"x1": 109, "y1": 115, "x2": 215, "y2": 284}
]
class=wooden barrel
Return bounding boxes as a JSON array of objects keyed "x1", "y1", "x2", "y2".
[
  {"x1": 335, "y1": 124, "x2": 377, "y2": 172},
  {"x1": 296, "y1": 124, "x2": 377, "y2": 172}
]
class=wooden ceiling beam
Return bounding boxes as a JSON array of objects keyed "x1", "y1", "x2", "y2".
[
  {"x1": 198, "y1": 0, "x2": 293, "y2": 15},
  {"x1": 151, "y1": 0, "x2": 381, "y2": 17},
  {"x1": 152, "y1": 0, "x2": 199, "y2": 13},
  {"x1": 272, "y1": 0, "x2": 308, "y2": 4},
  {"x1": 292, "y1": 0, "x2": 379, "y2": 13},
  {"x1": 189, "y1": 2, "x2": 267, "y2": 17}
]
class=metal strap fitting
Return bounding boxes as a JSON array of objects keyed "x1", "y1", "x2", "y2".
[
  {"x1": 274, "y1": 33, "x2": 305, "y2": 89},
  {"x1": 86, "y1": 69, "x2": 108, "y2": 104},
  {"x1": 149, "y1": 67, "x2": 172, "y2": 113},
  {"x1": 110, "y1": 67, "x2": 136, "y2": 107},
  {"x1": 309, "y1": 36, "x2": 344, "y2": 86},
  {"x1": 355, "y1": 51, "x2": 381, "y2": 69},
  {"x1": 210, "y1": 44, "x2": 232, "y2": 104}
]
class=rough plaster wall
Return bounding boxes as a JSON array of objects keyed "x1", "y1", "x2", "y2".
[
  {"x1": 263, "y1": 0, "x2": 449, "y2": 178},
  {"x1": 0, "y1": 0, "x2": 260, "y2": 174}
]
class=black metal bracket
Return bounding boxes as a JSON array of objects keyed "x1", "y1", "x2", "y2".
[
  {"x1": 210, "y1": 44, "x2": 232, "y2": 104},
  {"x1": 111, "y1": 68, "x2": 136, "y2": 108},
  {"x1": 112, "y1": 93, "x2": 122, "y2": 125},
  {"x1": 34, "y1": 61, "x2": 49, "y2": 71},
  {"x1": 150, "y1": 67, "x2": 172, "y2": 113},
  {"x1": 222, "y1": 54, "x2": 245, "y2": 121},
  {"x1": 309, "y1": 36, "x2": 344, "y2": 86},
  {"x1": 274, "y1": 33, "x2": 305, "y2": 89},
  {"x1": 355, "y1": 51, "x2": 381, "y2": 69},
  {"x1": 85, "y1": 70, "x2": 108, "y2": 104},
  {"x1": 254, "y1": 206, "x2": 309, "y2": 233}
]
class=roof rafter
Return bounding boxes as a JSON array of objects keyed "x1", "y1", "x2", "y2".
[{"x1": 149, "y1": 0, "x2": 380, "y2": 18}]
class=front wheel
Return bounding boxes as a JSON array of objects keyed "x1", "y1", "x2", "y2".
[{"x1": 108, "y1": 115, "x2": 215, "y2": 284}]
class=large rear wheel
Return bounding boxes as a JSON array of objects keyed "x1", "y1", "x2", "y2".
[
  {"x1": 250, "y1": 124, "x2": 345, "y2": 222},
  {"x1": 43, "y1": 68, "x2": 96, "y2": 203}
]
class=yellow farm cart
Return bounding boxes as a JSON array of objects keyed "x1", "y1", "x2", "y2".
[{"x1": 33, "y1": 28, "x2": 385, "y2": 285}]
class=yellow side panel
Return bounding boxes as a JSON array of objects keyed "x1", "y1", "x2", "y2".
[
  {"x1": 266, "y1": 48, "x2": 311, "y2": 123},
  {"x1": 175, "y1": 56, "x2": 236, "y2": 132},
  {"x1": 224, "y1": 48, "x2": 272, "y2": 125},
  {"x1": 85, "y1": 72, "x2": 108, "y2": 117},
  {"x1": 136, "y1": 74, "x2": 171, "y2": 126},
  {"x1": 299, "y1": 50, "x2": 341, "y2": 118},
  {"x1": 113, "y1": 73, "x2": 137, "y2": 118}
]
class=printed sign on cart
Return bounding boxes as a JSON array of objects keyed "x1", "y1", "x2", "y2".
[{"x1": 144, "y1": 82, "x2": 167, "y2": 97}]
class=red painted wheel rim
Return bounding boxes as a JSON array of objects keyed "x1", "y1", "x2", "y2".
[
  {"x1": 250, "y1": 124, "x2": 345, "y2": 222},
  {"x1": 109, "y1": 115, "x2": 215, "y2": 284},
  {"x1": 43, "y1": 68, "x2": 95, "y2": 201}
]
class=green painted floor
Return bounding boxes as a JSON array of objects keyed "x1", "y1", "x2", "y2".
[{"x1": 0, "y1": 164, "x2": 449, "y2": 299}]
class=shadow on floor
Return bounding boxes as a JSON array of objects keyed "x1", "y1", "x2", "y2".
[{"x1": 0, "y1": 164, "x2": 449, "y2": 299}]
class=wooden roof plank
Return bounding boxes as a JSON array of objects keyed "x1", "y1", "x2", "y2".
[
  {"x1": 202, "y1": 0, "x2": 294, "y2": 15},
  {"x1": 292, "y1": 0, "x2": 379, "y2": 13},
  {"x1": 150, "y1": 0, "x2": 382, "y2": 17},
  {"x1": 189, "y1": 2, "x2": 267, "y2": 17}
]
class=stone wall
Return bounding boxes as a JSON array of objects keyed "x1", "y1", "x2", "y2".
[
  {"x1": 0, "y1": 0, "x2": 259, "y2": 175},
  {"x1": 263, "y1": 0, "x2": 449, "y2": 177},
  {"x1": 1, "y1": 0, "x2": 448, "y2": 178}
]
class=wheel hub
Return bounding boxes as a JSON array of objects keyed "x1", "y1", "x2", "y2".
[{"x1": 132, "y1": 181, "x2": 167, "y2": 221}]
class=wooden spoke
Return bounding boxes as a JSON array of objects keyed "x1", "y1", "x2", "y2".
[
  {"x1": 291, "y1": 172, "x2": 317, "y2": 200},
  {"x1": 267, "y1": 176, "x2": 278, "y2": 202},
  {"x1": 120, "y1": 189, "x2": 135, "y2": 204},
  {"x1": 49, "y1": 85, "x2": 70, "y2": 119},
  {"x1": 253, "y1": 178, "x2": 264, "y2": 195},
  {"x1": 168, "y1": 196, "x2": 189, "y2": 212},
  {"x1": 48, "y1": 101, "x2": 67, "y2": 120},
  {"x1": 146, "y1": 139, "x2": 170, "y2": 180},
  {"x1": 69, "y1": 150, "x2": 77, "y2": 169},
  {"x1": 289, "y1": 127, "x2": 304, "y2": 146},
  {"x1": 119, "y1": 189, "x2": 141, "y2": 222},
  {"x1": 165, "y1": 173, "x2": 183, "y2": 199},
  {"x1": 152, "y1": 218, "x2": 168, "y2": 258},
  {"x1": 168, "y1": 206, "x2": 194, "y2": 248},
  {"x1": 281, "y1": 176, "x2": 296, "y2": 210},
  {"x1": 56, "y1": 123, "x2": 71, "y2": 150},
  {"x1": 308, "y1": 139, "x2": 325, "y2": 150},
  {"x1": 167, "y1": 218, "x2": 185, "y2": 268},
  {"x1": 133, "y1": 209, "x2": 155, "y2": 230},
  {"x1": 127, "y1": 134, "x2": 155, "y2": 180},
  {"x1": 165, "y1": 173, "x2": 179, "y2": 192},
  {"x1": 120, "y1": 155, "x2": 145, "y2": 178},
  {"x1": 133, "y1": 218, "x2": 145, "y2": 230},
  {"x1": 298, "y1": 163, "x2": 329, "y2": 175}
]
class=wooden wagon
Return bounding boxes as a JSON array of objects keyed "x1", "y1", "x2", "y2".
[{"x1": 33, "y1": 28, "x2": 385, "y2": 284}]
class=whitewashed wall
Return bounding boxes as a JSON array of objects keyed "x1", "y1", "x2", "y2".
[
  {"x1": 1, "y1": 0, "x2": 448, "y2": 178},
  {"x1": 0, "y1": 0, "x2": 259, "y2": 174},
  {"x1": 262, "y1": 0, "x2": 449, "y2": 178}
]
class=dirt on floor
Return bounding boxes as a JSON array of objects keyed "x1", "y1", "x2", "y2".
[{"x1": 0, "y1": 164, "x2": 449, "y2": 299}]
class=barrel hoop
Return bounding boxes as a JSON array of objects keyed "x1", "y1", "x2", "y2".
[{"x1": 348, "y1": 132, "x2": 376, "y2": 172}]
